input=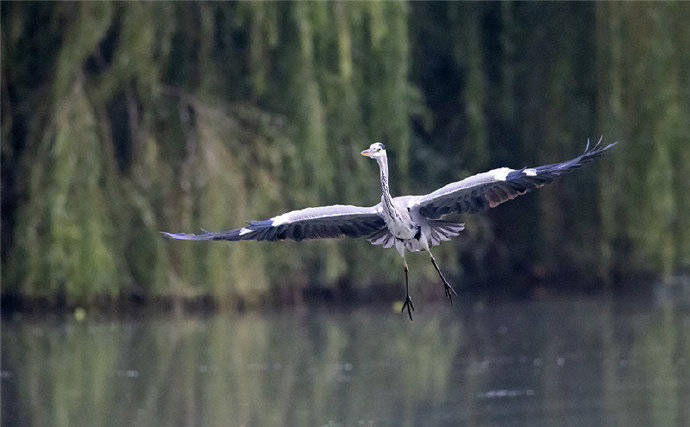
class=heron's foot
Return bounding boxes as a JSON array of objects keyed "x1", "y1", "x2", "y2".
[
  {"x1": 401, "y1": 295, "x2": 415, "y2": 321},
  {"x1": 442, "y1": 280, "x2": 458, "y2": 305}
]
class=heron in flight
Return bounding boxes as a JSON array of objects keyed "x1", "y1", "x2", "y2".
[{"x1": 163, "y1": 139, "x2": 616, "y2": 320}]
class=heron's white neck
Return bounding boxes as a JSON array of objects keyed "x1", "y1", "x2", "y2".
[{"x1": 376, "y1": 153, "x2": 397, "y2": 216}]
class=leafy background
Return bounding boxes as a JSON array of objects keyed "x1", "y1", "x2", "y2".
[{"x1": 2, "y1": 2, "x2": 689, "y2": 309}]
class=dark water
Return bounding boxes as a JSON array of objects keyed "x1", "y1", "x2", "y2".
[{"x1": 3, "y1": 290, "x2": 689, "y2": 426}]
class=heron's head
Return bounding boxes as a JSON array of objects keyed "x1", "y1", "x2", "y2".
[{"x1": 361, "y1": 142, "x2": 386, "y2": 159}]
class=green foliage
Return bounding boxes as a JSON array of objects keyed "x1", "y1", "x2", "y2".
[
  {"x1": 2, "y1": 2, "x2": 689, "y2": 306},
  {"x1": 596, "y1": 2, "x2": 690, "y2": 277}
]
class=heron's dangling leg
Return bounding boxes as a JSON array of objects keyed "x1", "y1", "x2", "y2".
[
  {"x1": 429, "y1": 250, "x2": 457, "y2": 304},
  {"x1": 401, "y1": 255, "x2": 414, "y2": 321}
]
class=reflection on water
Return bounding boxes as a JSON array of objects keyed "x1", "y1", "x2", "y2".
[{"x1": 2, "y1": 292, "x2": 689, "y2": 426}]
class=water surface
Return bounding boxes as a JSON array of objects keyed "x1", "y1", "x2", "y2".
[{"x1": 3, "y1": 292, "x2": 689, "y2": 426}]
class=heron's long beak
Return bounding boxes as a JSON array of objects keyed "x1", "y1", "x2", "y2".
[{"x1": 361, "y1": 149, "x2": 371, "y2": 157}]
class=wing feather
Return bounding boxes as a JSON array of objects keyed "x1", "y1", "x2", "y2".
[
  {"x1": 162, "y1": 204, "x2": 385, "y2": 242},
  {"x1": 412, "y1": 139, "x2": 616, "y2": 219}
]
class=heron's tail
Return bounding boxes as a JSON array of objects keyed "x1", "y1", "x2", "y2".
[{"x1": 427, "y1": 220, "x2": 465, "y2": 246}]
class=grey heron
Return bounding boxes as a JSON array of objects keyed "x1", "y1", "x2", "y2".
[{"x1": 163, "y1": 138, "x2": 616, "y2": 320}]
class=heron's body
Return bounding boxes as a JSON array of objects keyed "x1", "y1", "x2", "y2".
[
  {"x1": 370, "y1": 151, "x2": 459, "y2": 256},
  {"x1": 367, "y1": 196, "x2": 463, "y2": 256},
  {"x1": 163, "y1": 139, "x2": 616, "y2": 320}
]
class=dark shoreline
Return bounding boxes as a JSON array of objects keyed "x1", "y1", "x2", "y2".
[{"x1": 2, "y1": 274, "x2": 670, "y2": 320}]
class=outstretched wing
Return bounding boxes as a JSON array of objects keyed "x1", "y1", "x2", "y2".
[
  {"x1": 411, "y1": 139, "x2": 617, "y2": 219},
  {"x1": 162, "y1": 204, "x2": 385, "y2": 242}
]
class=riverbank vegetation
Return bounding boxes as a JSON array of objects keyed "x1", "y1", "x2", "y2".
[{"x1": 2, "y1": 2, "x2": 688, "y2": 309}]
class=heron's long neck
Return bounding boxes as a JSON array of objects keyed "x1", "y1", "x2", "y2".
[{"x1": 376, "y1": 154, "x2": 397, "y2": 216}]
